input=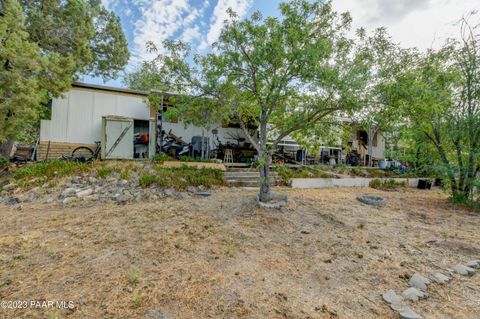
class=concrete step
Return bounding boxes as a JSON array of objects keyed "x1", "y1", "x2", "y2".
[
  {"x1": 225, "y1": 172, "x2": 279, "y2": 178},
  {"x1": 226, "y1": 168, "x2": 258, "y2": 172},
  {"x1": 228, "y1": 180, "x2": 283, "y2": 187}
]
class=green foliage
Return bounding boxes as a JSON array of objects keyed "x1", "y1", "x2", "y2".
[
  {"x1": 0, "y1": 0, "x2": 45, "y2": 143},
  {"x1": 134, "y1": 1, "x2": 369, "y2": 201},
  {"x1": 141, "y1": 166, "x2": 225, "y2": 190},
  {"x1": 369, "y1": 178, "x2": 407, "y2": 190},
  {"x1": 14, "y1": 160, "x2": 90, "y2": 180},
  {"x1": 119, "y1": 171, "x2": 130, "y2": 180},
  {"x1": 152, "y1": 153, "x2": 174, "y2": 163},
  {"x1": 275, "y1": 165, "x2": 334, "y2": 184},
  {"x1": 96, "y1": 167, "x2": 114, "y2": 178},
  {"x1": 132, "y1": 292, "x2": 143, "y2": 308},
  {"x1": 386, "y1": 16, "x2": 480, "y2": 201},
  {"x1": 0, "y1": 155, "x2": 9, "y2": 169},
  {"x1": 127, "y1": 266, "x2": 141, "y2": 285},
  {"x1": 139, "y1": 174, "x2": 157, "y2": 188},
  {"x1": 0, "y1": 0, "x2": 129, "y2": 148}
]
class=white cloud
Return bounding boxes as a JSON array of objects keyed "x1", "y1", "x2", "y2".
[
  {"x1": 206, "y1": 0, "x2": 253, "y2": 45},
  {"x1": 131, "y1": 0, "x2": 204, "y2": 65},
  {"x1": 332, "y1": 0, "x2": 479, "y2": 50}
]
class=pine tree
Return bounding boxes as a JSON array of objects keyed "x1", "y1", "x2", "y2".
[{"x1": 0, "y1": 0, "x2": 45, "y2": 155}]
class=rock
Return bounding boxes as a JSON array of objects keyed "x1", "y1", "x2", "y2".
[
  {"x1": 145, "y1": 308, "x2": 170, "y2": 319},
  {"x1": 399, "y1": 307, "x2": 423, "y2": 319},
  {"x1": 5, "y1": 198, "x2": 18, "y2": 206},
  {"x1": 187, "y1": 186, "x2": 197, "y2": 193},
  {"x1": 466, "y1": 260, "x2": 480, "y2": 269},
  {"x1": 76, "y1": 188, "x2": 93, "y2": 198},
  {"x1": 61, "y1": 188, "x2": 78, "y2": 198},
  {"x1": 382, "y1": 290, "x2": 402, "y2": 304},
  {"x1": 115, "y1": 195, "x2": 130, "y2": 205},
  {"x1": 431, "y1": 272, "x2": 450, "y2": 284},
  {"x1": 62, "y1": 197, "x2": 78, "y2": 205},
  {"x1": 195, "y1": 191, "x2": 211, "y2": 197},
  {"x1": 409, "y1": 273, "x2": 430, "y2": 291},
  {"x1": 117, "y1": 180, "x2": 128, "y2": 188},
  {"x1": 88, "y1": 177, "x2": 98, "y2": 184},
  {"x1": 402, "y1": 287, "x2": 427, "y2": 301},
  {"x1": 450, "y1": 264, "x2": 476, "y2": 276},
  {"x1": 164, "y1": 188, "x2": 175, "y2": 197},
  {"x1": 3, "y1": 183, "x2": 17, "y2": 191},
  {"x1": 176, "y1": 192, "x2": 188, "y2": 199},
  {"x1": 70, "y1": 176, "x2": 81, "y2": 184}
]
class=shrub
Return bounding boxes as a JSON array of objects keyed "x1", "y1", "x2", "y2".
[
  {"x1": 140, "y1": 166, "x2": 225, "y2": 190},
  {"x1": 369, "y1": 178, "x2": 407, "y2": 190},
  {"x1": 0, "y1": 155, "x2": 9, "y2": 169},
  {"x1": 275, "y1": 165, "x2": 333, "y2": 184},
  {"x1": 127, "y1": 266, "x2": 141, "y2": 285}
]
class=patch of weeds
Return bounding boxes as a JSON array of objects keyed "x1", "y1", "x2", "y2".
[
  {"x1": 17, "y1": 177, "x2": 48, "y2": 188},
  {"x1": 178, "y1": 155, "x2": 213, "y2": 163},
  {"x1": 139, "y1": 174, "x2": 156, "y2": 188},
  {"x1": 451, "y1": 192, "x2": 480, "y2": 212},
  {"x1": 14, "y1": 160, "x2": 90, "y2": 180},
  {"x1": 119, "y1": 171, "x2": 130, "y2": 180},
  {"x1": 144, "y1": 166, "x2": 225, "y2": 190},
  {"x1": 222, "y1": 237, "x2": 239, "y2": 257},
  {"x1": 127, "y1": 266, "x2": 141, "y2": 285},
  {"x1": 153, "y1": 153, "x2": 174, "y2": 163},
  {"x1": 133, "y1": 292, "x2": 143, "y2": 308},
  {"x1": 0, "y1": 155, "x2": 9, "y2": 169},
  {"x1": 274, "y1": 165, "x2": 333, "y2": 184},
  {"x1": 369, "y1": 178, "x2": 406, "y2": 191},
  {"x1": 96, "y1": 167, "x2": 114, "y2": 178},
  {"x1": 357, "y1": 223, "x2": 365, "y2": 230},
  {"x1": 441, "y1": 230, "x2": 449, "y2": 240}
]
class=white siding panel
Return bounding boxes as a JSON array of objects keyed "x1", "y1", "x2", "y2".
[
  {"x1": 92, "y1": 92, "x2": 117, "y2": 143},
  {"x1": 116, "y1": 95, "x2": 150, "y2": 119},
  {"x1": 40, "y1": 120, "x2": 51, "y2": 141},
  {"x1": 67, "y1": 90, "x2": 95, "y2": 143},
  {"x1": 50, "y1": 92, "x2": 70, "y2": 142}
]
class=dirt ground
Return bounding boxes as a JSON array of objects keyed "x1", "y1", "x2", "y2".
[{"x1": 1, "y1": 187, "x2": 479, "y2": 319}]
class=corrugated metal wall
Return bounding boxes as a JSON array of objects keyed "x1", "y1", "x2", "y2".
[{"x1": 40, "y1": 88, "x2": 150, "y2": 144}]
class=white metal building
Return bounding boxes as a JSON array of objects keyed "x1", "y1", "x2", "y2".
[{"x1": 38, "y1": 82, "x2": 251, "y2": 160}]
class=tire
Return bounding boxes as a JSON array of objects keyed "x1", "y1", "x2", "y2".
[
  {"x1": 72, "y1": 146, "x2": 94, "y2": 159},
  {"x1": 166, "y1": 147, "x2": 177, "y2": 157},
  {"x1": 357, "y1": 195, "x2": 386, "y2": 207}
]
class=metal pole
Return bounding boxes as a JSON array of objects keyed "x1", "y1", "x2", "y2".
[{"x1": 158, "y1": 95, "x2": 164, "y2": 154}]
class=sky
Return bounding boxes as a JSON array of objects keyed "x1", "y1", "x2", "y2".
[{"x1": 86, "y1": 0, "x2": 479, "y2": 87}]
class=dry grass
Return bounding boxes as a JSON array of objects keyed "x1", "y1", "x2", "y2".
[{"x1": 0, "y1": 187, "x2": 479, "y2": 318}]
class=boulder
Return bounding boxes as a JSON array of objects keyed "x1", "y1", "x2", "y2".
[
  {"x1": 431, "y1": 273, "x2": 450, "y2": 284},
  {"x1": 450, "y1": 264, "x2": 476, "y2": 276},
  {"x1": 76, "y1": 188, "x2": 93, "y2": 198},
  {"x1": 409, "y1": 273, "x2": 430, "y2": 291},
  {"x1": 402, "y1": 287, "x2": 427, "y2": 301}
]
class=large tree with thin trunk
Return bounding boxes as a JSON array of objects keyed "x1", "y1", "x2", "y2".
[
  {"x1": 141, "y1": 0, "x2": 368, "y2": 202},
  {"x1": 387, "y1": 14, "x2": 480, "y2": 201},
  {"x1": 0, "y1": 0, "x2": 129, "y2": 156},
  {"x1": 349, "y1": 27, "x2": 406, "y2": 167}
]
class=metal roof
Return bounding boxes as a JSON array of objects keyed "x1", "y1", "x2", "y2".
[{"x1": 72, "y1": 82, "x2": 149, "y2": 96}]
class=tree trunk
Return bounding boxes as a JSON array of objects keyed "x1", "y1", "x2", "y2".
[
  {"x1": 367, "y1": 126, "x2": 374, "y2": 167},
  {"x1": 258, "y1": 118, "x2": 271, "y2": 202},
  {"x1": 259, "y1": 153, "x2": 272, "y2": 202},
  {"x1": 1, "y1": 140, "x2": 16, "y2": 159}
]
